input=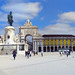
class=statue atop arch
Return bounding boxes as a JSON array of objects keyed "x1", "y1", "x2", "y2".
[
  {"x1": 7, "y1": 11, "x2": 13, "y2": 26},
  {"x1": 24, "y1": 19, "x2": 32, "y2": 26},
  {"x1": 27, "y1": 19, "x2": 30, "y2": 23}
]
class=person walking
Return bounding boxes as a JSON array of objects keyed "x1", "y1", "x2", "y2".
[
  {"x1": 27, "y1": 51, "x2": 30, "y2": 59},
  {"x1": 59, "y1": 51, "x2": 62, "y2": 56},
  {"x1": 41, "y1": 50, "x2": 43, "y2": 56},
  {"x1": 25, "y1": 51, "x2": 27, "y2": 57},
  {"x1": 66, "y1": 50, "x2": 69, "y2": 57},
  {"x1": 30, "y1": 51, "x2": 32, "y2": 57},
  {"x1": 12, "y1": 50, "x2": 17, "y2": 60}
]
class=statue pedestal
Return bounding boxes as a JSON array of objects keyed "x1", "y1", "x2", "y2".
[{"x1": 5, "y1": 26, "x2": 15, "y2": 44}]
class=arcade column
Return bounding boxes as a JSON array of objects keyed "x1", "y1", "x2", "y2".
[
  {"x1": 33, "y1": 40, "x2": 38, "y2": 52},
  {"x1": 72, "y1": 46, "x2": 73, "y2": 52},
  {"x1": 33, "y1": 40, "x2": 35, "y2": 51}
]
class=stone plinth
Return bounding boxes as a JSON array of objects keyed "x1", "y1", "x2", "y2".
[{"x1": 5, "y1": 26, "x2": 15, "y2": 44}]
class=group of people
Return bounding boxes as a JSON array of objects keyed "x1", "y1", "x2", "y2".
[
  {"x1": 25, "y1": 51, "x2": 31, "y2": 58},
  {"x1": 12, "y1": 49, "x2": 71, "y2": 60},
  {"x1": 12, "y1": 49, "x2": 72, "y2": 60},
  {"x1": 25, "y1": 50, "x2": 38, "y2": 59},
  {"x1": 25, "y1": 50, "x2": 44, "y2": 58},
  {"x1": 59, "y1": 50, "x2": 70, "y2": 57},
  {"x1": 12, "y1": 50, "x2": 43, "y2": 60}
]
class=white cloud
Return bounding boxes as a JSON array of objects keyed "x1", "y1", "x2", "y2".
[
  {"x1": 39, "y1": 23, "x2": 75, "y2": 35},
  {"x1": 1, "y1": 2, "x2": 42, "y2": 22},
  {"x1": 57, "y1": 12, "x2": 75, "y2": 23},
  {"x1": 13, "y1": 13, "x2": 34, "y2": 22},
  {"x1": 0, "y1": 12, "x2": 7, "y2": 22},
  {"x1": 4, "y1": 0, "x2": 25, "y2": 4},
  {"x1": 39, "y1": 12, "x2": 75, "y2": 35},
  {"x1": 2, "y1": 3, "x2": 42, "y2": 13},
  {"x1": 0, "y1": 28, "x2": 5, "y2": 35}
]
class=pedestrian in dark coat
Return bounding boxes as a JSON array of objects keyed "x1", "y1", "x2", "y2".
[
  {"x1": 66, "y1": 51, "x2": 69, "y2": 57},
  {"x1": 27, "y1": 51, "x2": 30, "y2": 59},
  {"x1": 25, "y1": 51, "x2": 27, "y2": 57},
  {"x1": 12, "y1": 50, "x2": 17, "y2": 60}
]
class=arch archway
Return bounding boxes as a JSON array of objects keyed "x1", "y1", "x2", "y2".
[
  {"x1": 51, "y1": 46, "x2": 53, "y2": 52},
  {"x1": 25, "y1": 34, "x2": 33, "y2": 51},
  {"x1": 43, "y1": 46, "x2": 46, "y2": 52},
  {"x1": 19, "y1": 19, "x2": 42, "y2": 51},
  {"x1": 47, "y1": 46, "x2": 50, "y2": 52},
  {"x1": 25, "y1": 34, "x2": 33, "y2": 42},
  {"x1": 55, "y1": 46, "x2": 57, "y2": 51},
  {"x1": 38, "y1": 46, "x2": 41, "y2": 52}
]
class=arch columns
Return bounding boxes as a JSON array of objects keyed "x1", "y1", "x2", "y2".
[
  {"x1": 72, "y1": 46, "x2": 73, "y2": 52},
  {"x1": 50, "y1": 46, "x2": 51, "y2": 52},
  {"x1": 33, "y1": 40, "x2": 38, "y2": 52},
  {"x1": 57, "y1": 46, "x2": 58, "y2": 50},
  {"x1": 33, "y1": 40, "x2": 35, "y2": 51},
  {"x1": 53, "y1": 46, "x2": 55, "y2": 52},
  {"x1": 46, "y1": 46, "x2": 47, "y2": 52},
  {"x1": 61, "y1": 45, "x2": 62, "y2": 49},
  {"x1": 41, "y1": 41, "x2": 43, "y2": 51},
  {"x1": 68, "y1": 45, "x2": 69, "y2": 50}
]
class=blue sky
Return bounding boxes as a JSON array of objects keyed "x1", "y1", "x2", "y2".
[{"x1": 0, "y1": 0, "x2": 75, "y2": 35}]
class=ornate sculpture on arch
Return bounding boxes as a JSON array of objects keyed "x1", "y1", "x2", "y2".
[{"x1": 7, "y1": 11, "x2": 13, "y2": 26}]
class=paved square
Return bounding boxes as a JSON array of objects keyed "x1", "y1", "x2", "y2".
[{"x1": 0, "y1": 52, "x2": 75, "y2": 75}]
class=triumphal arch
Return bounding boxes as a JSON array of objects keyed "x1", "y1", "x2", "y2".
[{"x1": 19, "y1": 19, "x2": 43, "y2": 52}]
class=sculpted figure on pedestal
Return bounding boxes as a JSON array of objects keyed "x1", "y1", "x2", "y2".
[{"x1": 8, "y1": 11, "x2": 13, "y2": 26}]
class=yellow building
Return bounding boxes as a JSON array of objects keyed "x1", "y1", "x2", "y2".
[{"x1": 40, "y1": 35, "x2": 75, "y2": 52}]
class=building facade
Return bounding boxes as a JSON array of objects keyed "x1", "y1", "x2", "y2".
[
  {"x1": 19, "y1": 20, "x2": 75, "y2": 52},
  {"x1": 42, "y1": 35, "x2": 75, "y2": 52}
]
